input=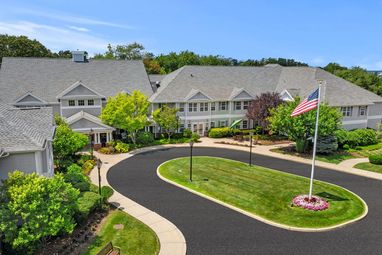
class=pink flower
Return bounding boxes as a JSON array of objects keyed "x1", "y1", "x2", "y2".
[{"x1": 292, "y1": 195, "x2": 329, "y2": 211}]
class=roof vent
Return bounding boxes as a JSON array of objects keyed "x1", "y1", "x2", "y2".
[{"x1": 72, "y1": 50, "x2": 88, "y2": 62}]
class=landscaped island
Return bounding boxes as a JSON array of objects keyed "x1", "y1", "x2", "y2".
[{"x1": 158, "y1": 156, "x2": 367, "y2": 230}]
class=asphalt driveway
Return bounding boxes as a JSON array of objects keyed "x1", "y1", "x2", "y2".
[{"x1": 107, "y1": 147, "x2": 382, "y2": 255}]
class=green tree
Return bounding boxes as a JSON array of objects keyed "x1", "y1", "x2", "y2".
[
  {"x1": 0, "y1": 34, "x2": 52, "y2": 63},
  {"x1": 268, "y1": 100, "x2": 342, "y2": 152},
  {"x1": 100, "y1": 91, "x2": 150, "y2": 144},
  {"x1": 324, "y1": 63, "x2": 382, "y2": 96},
  {"x1": 153, "y1": 105, "x2": 179, "y2": 141},
  {"x1": 0, "y1": 171, "x2": 79, "y2": 253},
  {"x1": 53, "y1": 124, "x2": 89, "y2": 170}
]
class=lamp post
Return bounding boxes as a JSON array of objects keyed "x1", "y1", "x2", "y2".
[
  {"x1": 96, "y1": 158, "x2": 102, "y2": 204},
  {"x1": 249, "y1": 131, "x2": 253, "y2": 166},
  {"x1": 189, "y1": 140, "x2": 194, "y2": 182}
]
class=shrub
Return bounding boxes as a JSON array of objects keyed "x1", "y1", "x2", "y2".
[
  {"x1": 317, "y1": 136, "x2": 338, "y2": 154},
  {"x1": 64, "y1": 164, "x2": 90, "y2": 191},
  {"x1": 75, "y1": 191, "x2": 101, "y2": 221},
  {"x1": 183, "y1": 128, "x2": 192, "y2": 138},
  {"x1": 82, "y1": 160, "x2": 96, "y2": 175},
  {"x1": 336, "y1": 128, "x2": 379, "y2": 148},
  {"x1": 101, "y1": 186, "x2": 114, "y2": 201},
  {"x1": 136, "y1": 132, "x2": 155, "y2": 145},
  {"x1": 98, "y1": 146, "x2": 114, "y2": 154},
  {"x1": 191, "y1": 133, "x2": 200, "y2": 142},
  {"x1": 369, "y1": 155, "x2": 382, "y2": 165},
  {"x1": 115, "y1": 141, "x2": 129, "y2": 153},
  {"x1": 77, "y1": 154, "x2": 94, "y2": 167},
  {"x1": 343, "y1": 144, "x2": 350, "y2": 150},
  {"x1": 208, "y1": 127, "x2": 232, "y2": 138}
]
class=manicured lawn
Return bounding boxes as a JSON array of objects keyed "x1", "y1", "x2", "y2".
[
  {"x1": 159, "y1": 157, "x2": 366, "y2": 229},
  {"x1": 349, "y1": 143, "x2": 382, "y2": 157},
  {"x1": 271, "y1": 147, "x2": 354, "y2": 164},
  {"x1": 82, "y1": 210, "x2": 160, "y2": 255},
  {"x1": 354, "y1": 162, "x2": 382, "y2": 174}
]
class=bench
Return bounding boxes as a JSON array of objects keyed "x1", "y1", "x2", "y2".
[{"x1": 96, "y1": 242, "x2": 120, "y2": 255}]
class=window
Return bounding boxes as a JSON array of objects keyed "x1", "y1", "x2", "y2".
[
  {"x1": 68, "y1": 100, "x2": 75, "y2": 106},
  {"x1": 88, "y1": 99, "x2": 94, "y2": 106},
  {"x1": 359, "y1": 106, "x2": 367, "y2": 116},
  {"x1": 179, "y1": 124, "x2": 185, "y2": 132},
  {"x1": 219, "y1": 101, "x2": 228, "y2": 111},
  {"x1": 242, "y1": 120, "x2": 248, "y2": 129},
  {"x1": 341, "y1": 106, "x2": 353, "y2": 117},
  {"x1": 189, "y1": 103, "x2": 197, "y2": 112},
  {"x1": 210, "y1": 121, "x2": 215, "y2": 128},
  {"x1": 243, "y1": 101, "x2": 250, "y2": 110},
  {"x1": 218, "y1": 120, "x2": 228, "y2": 127},
  {"x1": 179, "y1": 103, "x2": 185, "y2": 112},
  {"x1": 200, "y1": 102, "x2": 208, "y2": 112},
  {"x1": 235, "y1": 101, "x2": 242, "y2": 110},
  {"x1": 211, "y1": 102, "x2": 216, "y2": 111},
  {"x1": 78, "y1": 100, "x2": 85, "y2": 106}
]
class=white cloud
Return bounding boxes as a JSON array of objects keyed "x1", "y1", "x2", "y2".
[
  {"x1": 68, "y1": 26, "x2": 90, "y2": 32},
  {"x1": 15, "y1": 8, "x2": 135, "y2": 29},
  {"x1": 0, "y1": 21, "x2": 112, "y2": 54}
]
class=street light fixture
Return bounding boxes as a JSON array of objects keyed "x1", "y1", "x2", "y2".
[
  {"x1": 249, "y1": 131, "x2": 253, "y2": 166},
  {"x1": 96, "y1": 158, "x2": 102, "y2": 204},
  {"x1": 189, "y1": 140, "x2": 194, "y2": 182}
]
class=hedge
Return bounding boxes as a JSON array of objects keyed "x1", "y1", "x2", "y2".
[
  {"x1": 208, "y1": 127, "x2": 233, "y2": 138},
  {"x1": 369, "y1": 155, "x2": 382, "y2": 165},
  {"x1": 336, "y1": 129, "x2": 379, "y2": 148}
]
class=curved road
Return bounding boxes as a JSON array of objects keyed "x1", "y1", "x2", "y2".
[{"x1": 107, "y1": 147, "x2": 382, "y2": 255}]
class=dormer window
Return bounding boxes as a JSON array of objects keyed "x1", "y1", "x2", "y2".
[
  {"x1": 68, "y1": 100, "x2": 75, "y2": 106},
  {"x1": 78, "y1": 100, "x2": 85, "y2": 106}
]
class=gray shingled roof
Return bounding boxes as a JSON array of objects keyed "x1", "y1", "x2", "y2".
[
  {"x1": 0, "y1": 103, "x2": 54, "y2": 152},
  {"x1": 150, "y1": 65, "x2": 382, "y2": 106},
  {"x1": 0, "y1": 58, "x2": 153, "y2": 103}
]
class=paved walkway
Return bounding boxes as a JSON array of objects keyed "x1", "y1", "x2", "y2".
[{"x1": 107, "y1": 146, "x2": 382, "y2": 255}]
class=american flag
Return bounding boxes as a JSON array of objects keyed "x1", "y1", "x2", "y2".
[{"x1": 291, "y1": 88, "x2": 319, "y2": 117}]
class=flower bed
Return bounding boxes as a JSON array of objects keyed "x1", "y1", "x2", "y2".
[{"x1": 292, "y1": 194, "x2": 329, "y2": 211}]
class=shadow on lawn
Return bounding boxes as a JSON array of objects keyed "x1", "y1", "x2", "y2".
[{"x1": 317, "y1": 192, "x2": 349, "y2": 201}]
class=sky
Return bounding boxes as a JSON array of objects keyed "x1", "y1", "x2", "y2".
[{"x1": 1, "y1": 0, "x2": 382, "y2": 69}]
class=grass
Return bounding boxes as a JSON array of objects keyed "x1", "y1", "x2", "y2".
[
  {"x1": 82, "y1": 210, "x2": 160, "y2": 255},
  {"x1": 270, "y1": 147, "x2": 354, "y2": 164},
  {"x1": 159, "y1": 156, "x2": 366, "y2": 228},
  {"x1": 271, "y1": 142, "x2": 382, "y2": 164},
  {"x1": 354, "y1": 162, "x2": 382, "y2": 174}
]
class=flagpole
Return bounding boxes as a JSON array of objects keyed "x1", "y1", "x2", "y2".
[{"x1": 308, "y1": 81, "x2": 323, "y2": 200}]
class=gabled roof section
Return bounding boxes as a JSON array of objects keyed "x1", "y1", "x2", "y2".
[
  {"x1": 280, "y1": 89, "x2": 295, "y2": 101},
  {"x1": 13, "y1": 92, "x2": 48, "y2": 106},
  {"x1": 0, "y1": 103, "x2": 54, "y2": 152},
  {"x1": 57, "y1": 81, "x2": 105, "y2": 99},
  {"x1": 66, "y1": 111, "x2": 115, "y2": 131},
  {"x1": 184, "y1": 89, "x2": 212, "y2": 101},
  {"x1": 0, "y1": 58, "x2": 153, "y2": 104},
  {"x1": 229, "y1": 87, "x2": 253, "y2": 100}
]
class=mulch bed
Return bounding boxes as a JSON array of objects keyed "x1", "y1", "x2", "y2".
[{"x1": 38, "y1": 208, "x2": 111, "y2": 255}]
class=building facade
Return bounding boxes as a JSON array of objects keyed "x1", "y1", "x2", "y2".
[{"x1": 0, "y1": 103, "x2": 55, "y2": 180}]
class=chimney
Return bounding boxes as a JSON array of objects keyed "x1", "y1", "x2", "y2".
[{"x1": 71, "y1": 50, "x2": 88, "y2": 62}]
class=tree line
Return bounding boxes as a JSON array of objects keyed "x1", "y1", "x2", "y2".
[{"x1": 1, "y1": 34, "x2": 381, "y2": 96}]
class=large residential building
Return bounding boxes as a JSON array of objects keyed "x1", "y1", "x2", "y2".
[
  {"x1": 0, "y1": 53, "x2": 381, "y2": 143},
  {"x1": 0, "y1": 103, "x2": 55, "y2": 179},
  {"x1": 150, "y1": 65, "x2": 382, "y2": 135},
  {"x1": 0, "y1": 52, "x2": 153, "y2": 147}
]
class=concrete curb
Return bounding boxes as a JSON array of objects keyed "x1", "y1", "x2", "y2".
[
  {"x1": 156, "y1": 157, "x2": 368, "y2": 233},
  {"x1": 90, "y1": 150, "x2": 187, "y2": 255}
]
